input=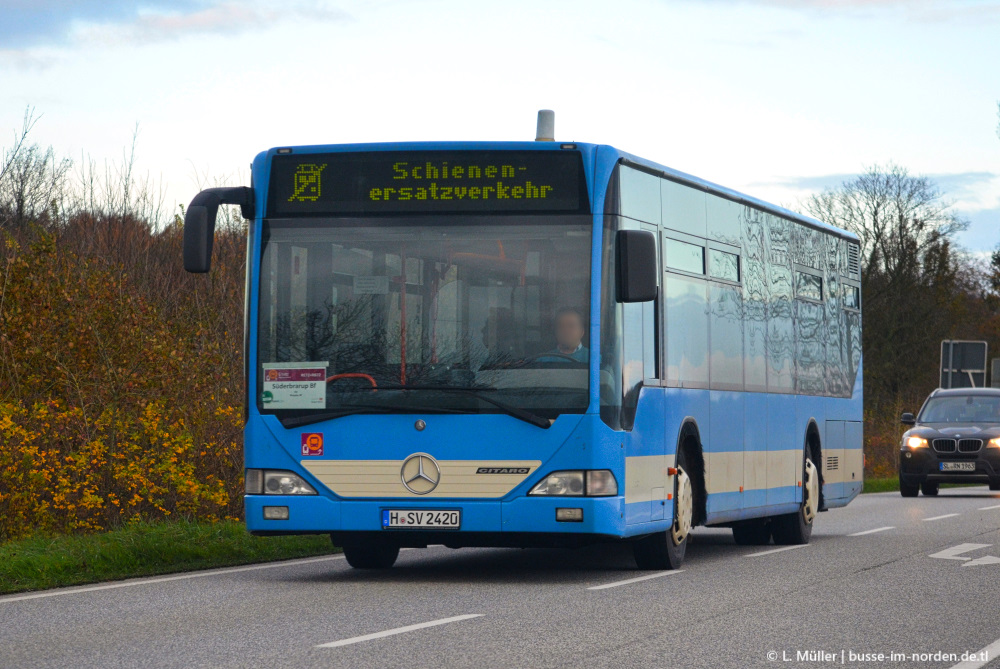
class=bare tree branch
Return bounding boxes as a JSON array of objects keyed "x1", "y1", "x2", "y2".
[{"x1": 0, "y1": 107, "x2": 39, "y2": 185}]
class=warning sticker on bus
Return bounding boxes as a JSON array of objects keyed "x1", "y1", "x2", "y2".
[{"x1": 261, "y1": 362, "x2": 328, "y2": 409}]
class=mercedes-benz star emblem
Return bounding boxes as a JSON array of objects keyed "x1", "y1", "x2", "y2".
[{"x1": 400, "y1": 453, "x2": 441, "y2": 495}]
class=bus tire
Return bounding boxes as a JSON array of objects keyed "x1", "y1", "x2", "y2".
[
  {"x1": 633, "y1": 449, "x2": 692, "y2": 570},
  {"x1": 771, "y1": 450, "x2": 818, "y2": 546},
  {"x1": 732, "y1": 518, "x2": 771, "y2": 546},
  {"x1": 921, "y1": 482, "x2": 939, "y2": 496},
  {"x1": 341, "y1": 540, "x2": 399, "y2": 569}
]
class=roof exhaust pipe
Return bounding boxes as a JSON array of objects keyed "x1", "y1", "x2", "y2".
[{"x1": 535, "y1": 109, "x2": 555, "y2": 142}]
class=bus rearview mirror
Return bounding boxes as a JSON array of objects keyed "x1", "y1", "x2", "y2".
[
  {"x1": 183, "y1": 186, "x2": 255, "y2": 273},
  {"x1": 616, "y1": 229, "x2": 657, "y2": 303},
  {"x1": 183, "y1": 206, "x2": 212, "y2": 273}
]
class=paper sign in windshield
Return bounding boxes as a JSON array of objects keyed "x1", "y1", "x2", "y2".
[{"x1": 261, "y1": 363, "x2": 327, "y2": 409}]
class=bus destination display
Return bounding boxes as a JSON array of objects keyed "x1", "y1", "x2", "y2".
[{"x1": 268, "y1": 150, "x2": 587, "y2": 216}]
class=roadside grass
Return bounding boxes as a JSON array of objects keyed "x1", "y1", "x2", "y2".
[
  {"x1": 862, "y1": 477, "x2": 899, "y2": 493},
  {"x1": 0, "y1": 520, "x2": 339, "y2": 595},
  {"x1": 862, "y1": 477, "x2": 985, "y2": 494}
]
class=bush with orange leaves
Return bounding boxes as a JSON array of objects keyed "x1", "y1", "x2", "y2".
[{"x1": 0, "y1": 222, "x2": 246, "y2": 541}]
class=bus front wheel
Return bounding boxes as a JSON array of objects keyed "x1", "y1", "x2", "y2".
[
  {"x1": 633, "y1": 450, "x2": 693, "y2": 570},
  {"x1": 340, "y1": 539, "x2": 399, "y2": 569}
]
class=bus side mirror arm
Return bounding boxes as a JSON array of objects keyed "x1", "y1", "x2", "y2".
[
  {"x1": 616, "y1": 229, "x2": 658, "y2": 303},
  {"x1": 183, "y1": 186, "x2": 255, "y2": 273}
]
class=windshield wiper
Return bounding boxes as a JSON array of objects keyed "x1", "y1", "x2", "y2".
[
  {"x1": 278, "y1": 404, "x2": 466, "y2": 429},
  {"x1": 383, "y1": 384, "x2": 551, "y2": 429}
]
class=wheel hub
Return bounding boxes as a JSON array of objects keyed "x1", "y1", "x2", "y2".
[
  {"x1": 672, "y1": 467, "x2": 693, "y2": 546},
  {"x1": 802, "y1": 458, "x2": 819, "y2": 524}
]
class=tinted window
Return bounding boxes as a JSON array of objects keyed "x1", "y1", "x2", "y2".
[
  {"x1": 795, "y1": 271, "x2": 823, "y2": 301},
  {"x1": 619, "y1": 166, "x2": 661, "y2": 224},
  {"x1": 661, "y1": 179, "x2": 707, "y2": 237},
  {"x1": 843, "y1": 284, "x2": 860, "y2": 310},
  {"x1": 665, "y1": 238, "x2": 705, "y2": 275},
  {"x1": 710, "y1": 249, "x2": 740, "y2": 282},
  {"x1": 664, "y1": 274, "x2": 709, "y2": 387}
]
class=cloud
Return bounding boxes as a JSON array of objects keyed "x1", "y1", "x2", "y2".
[
  {"x1": 760, "y1": 171, "x2": 998, "y2": 201},
  {"x1": 927, "y1": 172, "x2": 997, "y2": 202},
  {"x1": 0, "y1": 0, "x2": 200, "y2": 49},
  {"x1": 0, "y1": 0, "x2": 351, "y2": 50},
  {"x1": 756, "y1": 174, "x2": 857, "y2": 191},
  {"x1": 80, "y1": 2, "x2": 353, "y2": 44},
  {"x1": 955, "y1": 206, "x2": 1000, "y2": 252},
  {"x1": 697, "y1": 0, "x2": 1000, "y2": 21}
]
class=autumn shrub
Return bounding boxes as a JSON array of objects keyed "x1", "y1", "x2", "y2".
[{"x1": 0, "y1": 223, "x2": 245, "y2": 541}]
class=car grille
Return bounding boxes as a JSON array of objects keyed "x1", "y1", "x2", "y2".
[
  {"x1": 933, "y1": 439, "x2": 956, "y2": 453},
  {"x1": 958, "y1": 439, "x2": 983, "y2": 453}
]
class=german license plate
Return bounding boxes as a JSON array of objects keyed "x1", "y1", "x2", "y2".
[
  {"x1": 940, "y1": 462, "x2": 976, "y2": 472},
  {"x1": 382, "y1": 509, "x2": 461, "y2": 529}
]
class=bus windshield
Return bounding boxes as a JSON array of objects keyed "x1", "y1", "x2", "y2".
[{"x1": 257, "y1": 216, "x2": 592, "y2": 425}]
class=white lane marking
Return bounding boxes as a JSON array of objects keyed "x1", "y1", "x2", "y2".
[
  {"x1": 746, "y1": 545, "x2": 809, "y2": 558},
  {"x1": 928, "y1": 544, "x2": 992, "y2": 561},
  {"x1": 848, "y1": 526, "x2": 895, "y2": 536},
  {"x1": 923, "y1": 513, "x2": 960, "y2": 521},
  {"x1": 0, "y1": 554, "x2": 346, "y2": 604},
  {"x1": 316, "y1": 614, "x2": 483, "y2": 648},
  {"x1": 962, "y1": 555, "x2": 1000, "y2": 567},
  {"x1": 587, "y1": 570, "x2": 684, "y2": 591},
  {"x1": 978, "y1": 504, "x2": 1000, "y2": 511},
  {"x1": 949, "y1": 634, "x2": 1000, "y2": 669}
]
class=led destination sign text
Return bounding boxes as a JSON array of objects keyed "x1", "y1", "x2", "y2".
[{"x1": 268, "y1": 150, "x2": 587, "y2": 216}]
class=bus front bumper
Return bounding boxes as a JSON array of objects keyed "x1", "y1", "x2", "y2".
[{"x1": 245, "y1": 494, "x2": 629, "y2": 545}]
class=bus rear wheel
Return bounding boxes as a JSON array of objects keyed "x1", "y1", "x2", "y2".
[
  {"x1": 771, "y1": 454, "x2": 818, "y2": 545},
  {"x1": 633, "y1": 450, "x2": 693, "y2": 570},
  {"x1": 341, "y1": 539, "x2": 399, "y2": 569}
]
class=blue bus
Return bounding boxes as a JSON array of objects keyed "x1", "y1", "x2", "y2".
[{"x1": 184, "y1": 126, "x2": 863, "y2": 570}]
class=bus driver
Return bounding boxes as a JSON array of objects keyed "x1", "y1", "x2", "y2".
[{"x1": 538, "y1": 307, "x2": 588, "y2": 363}]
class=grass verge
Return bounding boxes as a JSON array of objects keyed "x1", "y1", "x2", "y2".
[
  {"x1": 862, "y1": 477, "x2": 985, "y2": 494},
  {"x1": 0, "y1": 520, "x2": 339, "y2": 595},
  {"x1": 862, "y1": 477, "x2": 899, "y2": 493}
]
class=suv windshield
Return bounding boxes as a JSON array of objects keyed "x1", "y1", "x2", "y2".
[
  {"x1": 920, "y1": 395, "x2": 1000, "y2": 423},
  {"x1": 257, "y1": 216, "x2": 592, "y2": 425}
]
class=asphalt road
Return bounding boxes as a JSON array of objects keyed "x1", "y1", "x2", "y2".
[{"x1": 4, "y1": 488, "x2": 1000, "y2": 669}]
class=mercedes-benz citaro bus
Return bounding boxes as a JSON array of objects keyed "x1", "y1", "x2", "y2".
[{"x1": 183, "y1": 112, "x2": 863, "y2": 570}]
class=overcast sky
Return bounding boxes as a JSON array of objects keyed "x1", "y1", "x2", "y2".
[{"x1": 1, "y1": 0, "x2": 997, "y2": 250}]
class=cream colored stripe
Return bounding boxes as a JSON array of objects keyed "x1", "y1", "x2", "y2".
[
  {"x1": 627, "y1": 449, "x2": 808, "y2": 500},
  {"x1": 624, "y1": 454, "x2": 667, "y2": 504},
  {"x1": 301, "y1": 460, "x2": 540, "y2": 498}
]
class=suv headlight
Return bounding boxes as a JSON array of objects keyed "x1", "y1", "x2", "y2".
[
  {"x1": 529, "y1": 470, "x2": 618, "y2": 497},
  {"x1": 245, "y1": 469, "x2": 317, "y2": 495},
  {"x1": 988, "y1": 438, "x2": 1000, "y2": 449},
  {"x1": 905, "y1": 436, "x2": 928, "y2": 449}
]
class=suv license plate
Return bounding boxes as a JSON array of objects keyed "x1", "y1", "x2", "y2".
[
  {"x1": 382, "y1": 509, "x2": 461, "y2": 529},
  {"x1": 940, "y1": 462, "x2": 976, "y2": 472}
]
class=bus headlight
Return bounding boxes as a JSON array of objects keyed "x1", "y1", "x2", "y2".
[
  {"x1": 265, "y1": 471, "x2": 317, "y2": 495},
  {"x1": 530, "y1": 471, "x2": 584, "y2": 496},
  {"x1": 529, "y1": 470, "x2": 618, "y2": 497},
  {"x1": 905, "y1": 436, "x2": 928, "y2": 449},
  {"x1": 244, "y1": 469, "x2": 317, "y2": 495}
]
